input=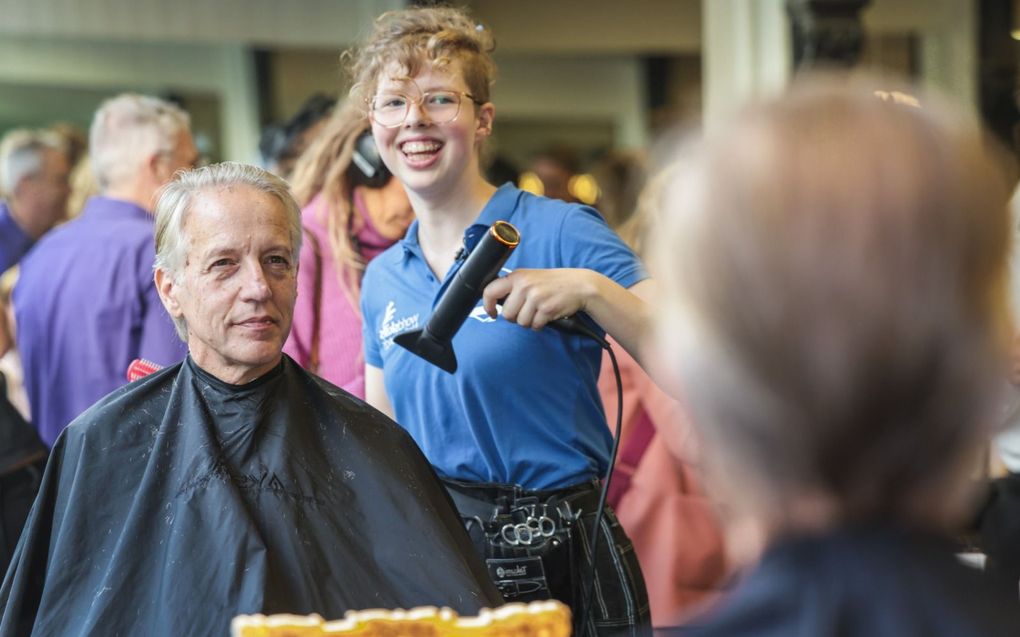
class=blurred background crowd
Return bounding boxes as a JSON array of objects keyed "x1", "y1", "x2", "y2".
[{"x1": 4, "y1": 0, "x2": 1020, "y2": 630}]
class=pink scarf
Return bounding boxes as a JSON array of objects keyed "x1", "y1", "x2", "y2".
[{"x1": 351, "y1": 189, "x2": 398, "y2": 262}]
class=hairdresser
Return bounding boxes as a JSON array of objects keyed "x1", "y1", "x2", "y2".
[{"x1": 350, "y1": 7, "x2": 652, "y2": 636}]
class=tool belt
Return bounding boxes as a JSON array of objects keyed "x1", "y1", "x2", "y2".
[{"x1": 442, "y1": 479, "x2": 600, "y2": 604}]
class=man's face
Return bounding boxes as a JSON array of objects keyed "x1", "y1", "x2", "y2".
[
  {"x1": 19, "y1": 148, "x2": 70, "y2": 231},
  {"x1": 155, "y1": 130, "x2": 200, "y2": 186},
  {"x1": 156, "y1": 185, "x2": 297, "y2": 384}
]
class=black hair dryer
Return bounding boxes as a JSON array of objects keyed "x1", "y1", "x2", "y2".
[{"x1": 393, "y1": 220, "x2": 520, "y2": 373}]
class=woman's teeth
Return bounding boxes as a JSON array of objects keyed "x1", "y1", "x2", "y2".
[{"x1": 401, "y1": 141, "x2": 441, "y2": 155}]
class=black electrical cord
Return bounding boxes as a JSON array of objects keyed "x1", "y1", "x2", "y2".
[{"x1": 551, "y1": 316, "x2": 624, "y2": 637}]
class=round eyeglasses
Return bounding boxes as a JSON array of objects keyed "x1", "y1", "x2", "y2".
[{"x1": 368, "y1": 90, "x2": 483, "y2": 128}]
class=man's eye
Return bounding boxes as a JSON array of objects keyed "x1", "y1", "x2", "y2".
[
  {"x1": 212, "y1": 259, "x2": 234, "y2": 268},
  {"x1": 267, "y1": 255, "x2": 290, "y2": 266}
]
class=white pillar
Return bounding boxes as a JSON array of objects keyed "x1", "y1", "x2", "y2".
[
  {"x1": 702, "y1": 0, "x2": 792, "y2": 133},
  {"x1": 918, "y1": 0, "x2": 977, "y2": 116},
  {"x1": 218, "y1": 46, "x2": 261, "y2": 163}
]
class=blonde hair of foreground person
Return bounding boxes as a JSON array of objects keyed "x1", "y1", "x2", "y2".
[{"x1": 649, "y1": 74, "x2": 1014, "y2": 560}]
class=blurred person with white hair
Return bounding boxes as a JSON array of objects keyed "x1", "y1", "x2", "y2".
[
  {"x1": 12, "y1": 94, "x2": 198, "y2": 447},
  {"x1": 651, "y1": 76, "x2": 1020, "y2": 635},
  {"x1": 0, "y1": 129, "x2": 70, "y2": 273}
]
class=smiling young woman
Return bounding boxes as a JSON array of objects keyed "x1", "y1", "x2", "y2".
[{"x1": 347, "y1": 7, "x2": 654, "y2": 636}]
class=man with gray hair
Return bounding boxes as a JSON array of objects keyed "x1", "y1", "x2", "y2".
[
  {"x1": 0, "y1": 129, "x2": 69, "y2": 273},
  {"x1": 13, "y1": 94, "x2": 198, "y2": 446},
  {"x1": 0, "y1": 162, "x2": 500, "y2": 637}
]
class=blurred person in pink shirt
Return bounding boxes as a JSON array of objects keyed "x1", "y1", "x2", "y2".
[
  {"x1": 598, "y1": 169, "x2": 728, "y2": 626},
  {"x1": 283, "y1": 102, "x2": 414, "y2": 396}
]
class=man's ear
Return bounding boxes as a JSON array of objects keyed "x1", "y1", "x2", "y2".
[
  {"x1": 154, "y1": 268, "x2": 183, "y2": 319},
  {"x1": 147, "y1": 151, "x2": 168, "y2": 184}
]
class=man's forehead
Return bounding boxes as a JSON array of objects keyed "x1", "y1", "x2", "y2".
[{"x1": 186, "y1": 185, "x2": 289, "y2": 234}]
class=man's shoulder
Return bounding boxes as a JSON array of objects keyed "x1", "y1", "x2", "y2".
[
  {"x1": 286, "y1": 360, "x2": 385, "y2": 418},
  {"x1": 284, "y1": 359, "x2": 418, "y2": 444},
  {"x1": 62, "y1": 363, "x2": 180, "y2": 446},
  {"x1": 24, "y1": 211, "x2": 153, "y2": 266}
]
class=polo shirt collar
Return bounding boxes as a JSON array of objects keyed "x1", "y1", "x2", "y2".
[
  {"x1": 81, "y1": 196, "x2": 152, "y2": 222},
  {"x1": 396, "y1": 182, "x2": 523, "y2": 264}
]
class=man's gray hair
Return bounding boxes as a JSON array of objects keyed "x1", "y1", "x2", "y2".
[
  {"x1": 89, "y1": 93, "x2": 190, "y2": 192},
  {"x1": 153, "y1": 161, "x2": 303, "y2": 339},
  {"x1": 0, "y1": 129, "x2": 66, "y2": 198}
]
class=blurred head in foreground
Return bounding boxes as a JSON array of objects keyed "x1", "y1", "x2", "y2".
[{"x1": 651, "y1": 75, "x2": 1013, "y2": 557}]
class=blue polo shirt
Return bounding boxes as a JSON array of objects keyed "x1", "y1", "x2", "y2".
[{"x1": 361, "y1": 184, "x2": 647, "y2": 489}]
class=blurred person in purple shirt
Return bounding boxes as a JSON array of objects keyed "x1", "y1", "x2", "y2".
[
  {"x1": 0, "y1": 129, "x2": 70, "y2": 274},
  {"x1": 12, "y1": 94, "x2": 198, "y2": 446}
]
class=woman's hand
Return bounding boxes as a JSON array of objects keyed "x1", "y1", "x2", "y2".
[
  {"x1": 483, "y1": 269, "x2": 655, "y2": 368},
  {"x1": 482, "y1": 268, "x2": 599, "y2": 330}
]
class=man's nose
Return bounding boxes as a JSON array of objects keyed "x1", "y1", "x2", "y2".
[{"x1": 241, "y1": 261, "x2": 272, "y2": 301}]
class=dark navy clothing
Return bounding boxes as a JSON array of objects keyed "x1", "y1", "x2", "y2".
[
  {"x1": 13, "y1": 196, "x2": 186, "y2": 446},
  {"x1": 0, "y1": 202, "x2": 32, "y2": 274},
  {"x1": 668, "y1": 527, "x2": 1020, "y2": 637},
  {"x1": 361, "y1": 184, "x2": 647, "y2": 489}
]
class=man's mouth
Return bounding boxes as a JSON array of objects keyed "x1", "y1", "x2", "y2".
[{"x1": 239, "y1": 316, "x2": 276, "y2": 328}]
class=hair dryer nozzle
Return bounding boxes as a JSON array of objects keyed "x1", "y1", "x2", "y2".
[
  {"x1": 393, "y1": 327, "x2": 459, "y2": 373},
  {"x1": 390, "y1": 221, "x2": 520, "y2": 374}
]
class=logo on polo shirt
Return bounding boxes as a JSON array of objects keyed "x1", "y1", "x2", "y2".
[
  {"x1": 469, "y1": 305, "x2": 500, "y2": 323},
  {"x1": 379, "y1": 300, "x2": 420, "y2": 351},
  {"x1": 468, "y1": 267, "x2": 513, "y2": 324}
]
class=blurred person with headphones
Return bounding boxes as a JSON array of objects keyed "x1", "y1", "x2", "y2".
[
  {"x1": 259, "y1": 93, "x2": 336, "y2": 182},
  {"x1": 283, "y1": 101, "x2": 414, "y2": 395}
]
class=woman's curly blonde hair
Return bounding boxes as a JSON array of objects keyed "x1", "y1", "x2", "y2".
[{"x1": 345, "y1": 6, "x2": 496, "y2": 109}]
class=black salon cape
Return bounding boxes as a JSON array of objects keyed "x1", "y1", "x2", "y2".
[
  {"x1": 663, "y1": 526, "x2": 1020, "y2": 637},
  {"x1": 0, "y1": 356, "x2": 502, "y2": 636}
]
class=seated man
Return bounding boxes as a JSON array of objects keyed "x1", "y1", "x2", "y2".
[{"x1": 0, "y1": 162, "x2": 502, "y2": 637}]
